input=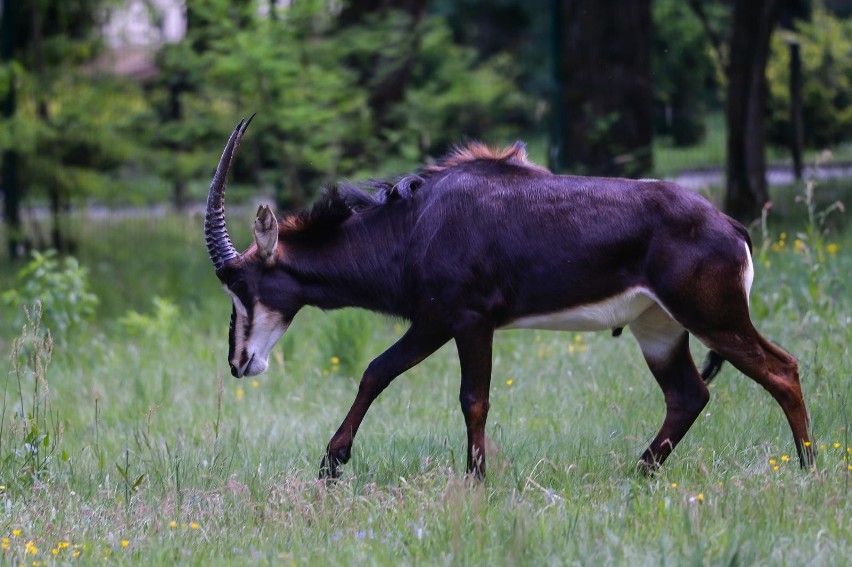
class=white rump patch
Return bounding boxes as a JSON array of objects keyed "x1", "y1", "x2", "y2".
[
  {"x1": 742, "y1": 241, "x2": 754, "y2": 305},
  {"x1": 502, "y1": 288, "x2": 656, "y2": 332}
]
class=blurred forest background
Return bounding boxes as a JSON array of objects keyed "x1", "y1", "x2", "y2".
[{"x1": 1, "y1": 0, "x2": 852, "y2": 261}]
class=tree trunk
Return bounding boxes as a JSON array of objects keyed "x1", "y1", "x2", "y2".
[
  {"x1": 556, "y1": 0, "x2": 653, "y2": 177},
  {"x1": 1, "y1": 0, "x2": 24, "y2": 259},
  {"x1": 788, "y1": 40, "x2": 804, "y2": 180},
  {"x1": 725, "y1": 0, "x2": 781, "y2": 220}
]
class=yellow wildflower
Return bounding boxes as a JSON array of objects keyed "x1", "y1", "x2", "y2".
[
  {"x1": 121, "y1": 540, "x2": 129, "y2": 548},
  {"x1": 251, "y1": 380, "x2": 260, "y2": 388},
  {"x1": 506, "y1": 379, "x2": 513, "y2": 387},
  {"x1": 773, "y1": 465, "x2": 780, "y2": 472},
  {"x1": 670, "y1": 482, "x2": 678, "y2": 488},
  {"x1": 52, "y1": 548, "x2": 60, "y2": 556},
  {"x1": 834, "y1": 442, "x2": 842, "y2": 449},
  {"x1": 826, "y1": 243, "x2": 839, "y2": 256},
  {"x1": 330, "y1": 356, "x2": 340, "y2": 365},
  {"x1": 25, "y1": 541, "x2": 38, "y2": 555},
  {"x1": 2, "y1": 538, "x2": 8, "y2": 550},
  {"x1": 804, "y1": 441, "x2": 811, "y2": 447},
  {"x1": 168, "y1": 521, "x2": 178, "y2": 529},
  {"x1": 12, "y1": 530, "x2": 21, "y2": 537},
  {"x1": 235, "y1": 388, "x2": 244, "y2": 400},
  {"x1": 768, "y1": 458, "x2": 777, "y2": 465},
  {"x1": 190, "y1": 522, "x2": 200, "y2": 530},
  {"x1": 57, "y1": 542, "x2": 70, "y2": 549},
  {"x1": 781, "y1": 455, "x2": 790, "y2": 462},
  {"x1": 696, "y1": 493, "x2": 704, "y2": 503}
]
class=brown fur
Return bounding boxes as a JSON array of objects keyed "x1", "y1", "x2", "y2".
[{"x1": 423, "y1": 141, "x2": 550, "y2": 175}]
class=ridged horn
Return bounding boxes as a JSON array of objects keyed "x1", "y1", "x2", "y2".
[{"x1": 205, "y1": 115, "x2": 254, "y2": 271}]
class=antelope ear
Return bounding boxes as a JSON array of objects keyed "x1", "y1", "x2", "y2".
[{"x1": 253, "y1": 205, "x2": 278, "y2": 261}]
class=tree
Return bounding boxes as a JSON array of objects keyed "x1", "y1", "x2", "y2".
[
  {"x1": 553, "y1": 0, "x2": 653, "y2": 177},
  {"x1": 689, "y1": 0, "x2": 786, "y2": 220},
  {"x1": 1, "y1": 0, "x2": 22, "y2": 258},
  {"x1": 768, "y1": 6, "x2": 852, "y2": 153},
  {"x1": 0, "y1": 0, "x2": 134, "y2": 256},
  {"x1": 338, "y1": 0, "x2": 428, "y2": 133},
  {"x1": 725, "y1": 0, "x2": 783, "y2": 218},
  {"x1": 652, "y1": 0, "x2": 718, "y2": 146}
]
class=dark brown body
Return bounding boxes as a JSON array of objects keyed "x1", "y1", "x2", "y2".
[{"x1": 205, "y1": 119, "x2": 813, "y2": 479}]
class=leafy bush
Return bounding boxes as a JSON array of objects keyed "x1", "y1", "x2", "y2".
[
  {"x1": 2, "y1": 250, "x2": 98, "y2": 337},
  {"x1": 118, "y1": 296, "x2": 180, "y2": 339},
  {"x1": 395, "y1": 17, "x2": 534, "y2": 156},
  {"x1": 767, "y1": 9, "x2": 852, "y2": 148}
]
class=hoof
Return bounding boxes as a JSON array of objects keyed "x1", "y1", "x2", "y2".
[
  {"x1": 319, "y1": 455, "x2": 343, "y2": 480},
  {"x1": 319, "y1": 446, "x2": 350, "y2": 480},
  {"x1": 637, "y1": 458, "x2": 661, "y2": 477}
]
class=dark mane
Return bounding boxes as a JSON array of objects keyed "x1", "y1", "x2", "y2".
[
  {"x1": 423, "y1": 141, "x2": 550, "y2": 175},
  {"x1": 278, "y1": 141, "x2": 546, "y2": 236},
  {"x1": 278, "y1": 176, "x2": 424, "y2": 236}
]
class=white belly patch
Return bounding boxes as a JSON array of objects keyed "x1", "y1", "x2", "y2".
[{"x1": 502, "y1": 288, "x2": 656, "y2": 332}]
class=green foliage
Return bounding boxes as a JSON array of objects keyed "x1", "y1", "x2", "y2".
[
  {"x1": 1, "y1": 305, "x2": 62, "y2": 487},
  {"x1": 652, "y1": 0, "x2": 718, "y2": 146},
  {"x1": 131, "y1": 1, "x2": 533, "y2": 208},
  {"x1": 2, "y1": 250, "x2": 98, "y2": 337},
  {"x1": 118, "y1": 296, "x2": 180, "y2": 339},
  {"x1": 321, "y1": 308, "x2": 376, "y2": 377},
  {"x1": 396, "y1": 17, "x2": 533, "y2": 155},
  {"x1": 0, "y1": 209, "x2": 850, "y2": 563},
  {"x1": 754, "y1": 178, "x2": 847, "y2": 323},
  {"x1": 767, "y1": 8, "x2": 852, "y2": 148},
  {"x1": 0, "y1": 0, "x2": 146, "y2": 206}
]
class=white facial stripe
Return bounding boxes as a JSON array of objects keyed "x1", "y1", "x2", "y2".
[
  {"x1": 245, "y1": 302, "x2": 289, "y2": 371},
  {"x1": 224, "y1": 286, "x2": 248, "y2": 317},
  {"x1": 224, "y1": 285, "x2": 289, "y2": 377}
]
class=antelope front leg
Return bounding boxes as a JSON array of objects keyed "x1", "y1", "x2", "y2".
[
  {"x1": 320, "y1": 324, "x2": 449, "y2": 479},
  {"x1": 454, "y1": 313, "x2": 494, "y2": 480}
]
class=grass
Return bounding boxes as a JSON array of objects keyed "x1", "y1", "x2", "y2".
[
  {"x1": 0, "y1": 180, "x2": 850, "y2": 565},
  {"x1": 653, "y1": 111, "x2": 852, "y2": 178}
]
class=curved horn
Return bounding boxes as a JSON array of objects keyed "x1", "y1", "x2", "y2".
[{"x1": 205, "y1": 115, "x2": 255, "y2": 271}]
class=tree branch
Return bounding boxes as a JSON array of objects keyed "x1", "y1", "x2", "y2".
[{"x1": 686, "y1": 0, "x2": 729, "y2": 76}]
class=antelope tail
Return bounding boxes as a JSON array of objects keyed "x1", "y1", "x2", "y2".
[{"x1": 700, "y1": 350, "x2": 725, "y2": 383}]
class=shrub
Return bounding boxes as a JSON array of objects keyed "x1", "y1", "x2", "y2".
[
  {"x1": 2, "y1": 250, "x2": 98, "y2": 338},
  {"x1": 767, "y1": 8, "x2": 852, "y2": 148}
]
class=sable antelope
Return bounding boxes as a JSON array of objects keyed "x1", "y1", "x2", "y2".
[{"x1": 205, "y1": 117, "x2": 812, "y2": 479}]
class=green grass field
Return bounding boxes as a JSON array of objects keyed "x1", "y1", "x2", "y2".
[{"x1": 0, "y1": 181, "x2": 850, "y2": 565}]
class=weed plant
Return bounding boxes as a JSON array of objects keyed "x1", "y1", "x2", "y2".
[{"x1": 0, "y1": 182, "x2": 849, "y2": 565}]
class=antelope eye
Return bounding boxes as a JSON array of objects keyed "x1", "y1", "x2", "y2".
[{"x1": 229, "y1": 280, "x2": 248, "y2": 297}]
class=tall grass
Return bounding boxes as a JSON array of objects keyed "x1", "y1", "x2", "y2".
[{"x1": 0, "y1": 182, "x2": 850, "y2": 565}]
